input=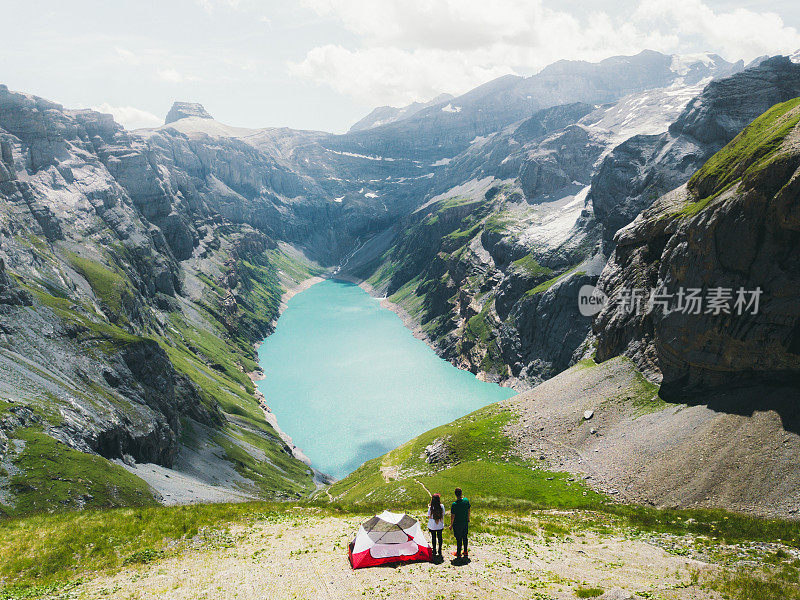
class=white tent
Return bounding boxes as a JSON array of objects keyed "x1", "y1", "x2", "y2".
[{"x1": 348, "y1": 510, "x2": 432, "y2": 568}]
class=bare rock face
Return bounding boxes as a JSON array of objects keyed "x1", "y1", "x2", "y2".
[
  {"x1": 422, "y1": 437, "x2": 455, "y2": 465},
  {"x1": 589, "y1": 56, "x2": 800, "y2": 252},
  {"x1": 593, "y1": 100, "x2": 800, "y2": 394},
  {"x1": 501, "y1": 270, "x2": 599, "y2": 382},
  {"x1": 164, "y1": 102, "x2": 213, "y2": 124}
]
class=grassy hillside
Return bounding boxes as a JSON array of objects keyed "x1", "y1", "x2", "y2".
[
  {"x1": 0, "y1": 232, "x2": 324, "y2": 516},
  {"x1": 324, "y1": 404, "x2": 606, "y2": 509},
  {"x1": 680, "y1": 96, "x2": 800, "y2": 216}
]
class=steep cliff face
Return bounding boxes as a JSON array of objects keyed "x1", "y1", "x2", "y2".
[
  {"x1": 341, "y1": 59, "x2": 750, "y2": 386},
  {"x1": 593, "y1": 98, "x2": 800, "y2": 393},
  {"x1": 0, "y1": 86, "x2": 319, "y2": 515},
  {"x1": 589, "y1": 56, "x2": 800, "y2": 252}
]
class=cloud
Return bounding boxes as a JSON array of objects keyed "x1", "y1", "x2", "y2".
[
  {"x1": 290, "y1": 45, "x2": 515, "y2": 106},
  {"x1": 197, "y1": 0, "x2": 242, "y2": 13},
  {"x1": 90, "y1": 103, "x2": 162, "y2": 129},
  {"x1": 157, "y1": 68, "x2": 202, "y2": 83},
  {"x1": 634, "y1": 0, "x2": 800, "y2": 59},
  {"x1": 293, "y1": 0, "x2": 800, "y2": 107},
  {"x1": 114, "y1": 46, "x2": 141, "y2": 65}
]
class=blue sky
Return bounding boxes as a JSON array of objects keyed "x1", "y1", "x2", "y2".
[{"x1": 2, "y1": 0, "x2": 799, "y2": 132}]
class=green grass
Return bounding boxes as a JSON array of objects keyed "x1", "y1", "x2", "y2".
[
  {"x1": 169, "y1": 314, "x2": 254, "y2": 393},
  {"x1": 160, "y1": 341, "x2": 259, "y2": 420},
  {"x1": 435, "y1": 196, "x2": 481, "y2": 212},
  {"x1": 387, "y1": 276, "x2": 427, "y2": 319},
  {"x1": 65, "y1": 253, "x2": 131, "y2": 317},
  {"x1": 682, "y1": 97, "x2": 800, "y2": 215},
  {"x1": 601, "y1": 365, "x2": 668, "y2": 417},
  {"x1": 574, "y1": 587, "x2": 604, "y2": 598},
  {"x1": 3, "y1": 494, "x2": 800, "y2": 593},
  {"x1": 524, "y1": 265, "x2": 581, "y2": 297},
  {"x1": 327, "y1": 405, "x2": 605, "y2": 508},
  {"x1": 0, "y1": 502, "x2": 308, "y2": 586},
  {"x1": 441, "y1": 223, "x2": 481, "y2": 252},
  {"x1": 697, "y1": 562, "x2": 800, "y2": 600},
  {"x1": 2, "y1": 429, "x2": 157, "y2": 518},
  {"x1": 512, "y1": 254, "x2": 554, "y2": 278},
  {"x1": 463, "y1": 296, "x2": 505, "y2": 374},
  {"x1": 483, "y1": 211, "x2": 513, "y2": 234},
  {"x1": 212, "y1": 426, "x2": 312, "y2": 497}
]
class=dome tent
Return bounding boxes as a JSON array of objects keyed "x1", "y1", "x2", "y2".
[{"x1": 348, "y1": 510, "x2": 432, "y2": 568}]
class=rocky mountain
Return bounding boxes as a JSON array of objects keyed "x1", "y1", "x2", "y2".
[
  {"x1": 593, "y1": 96, "x2": 800, "y2": 392},
  {"x1": 348, "y1": 93, "x2": 454, "y2": 132},
  {"x1": 589, "y1": 55, "x2": 800, "y2": 252},
  {"x1": 341, "y1": 56, "x2": 800, "y2": 388},
  {"x1": 1, "y1": 49, "x2": 798, "y2": 515},
  {"x1": 330, "y1": 50, "x2": 741, "y2": 163},
  {"x1": 0, "y1": 85, "x2": 325, "y2": 515},
  {"x1": 164, "y1": 102, "x2": 213, "y2": 124}
]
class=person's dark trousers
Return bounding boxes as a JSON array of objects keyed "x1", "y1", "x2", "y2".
[
  {"x1": 430, "y1": 529, "x2": 442, "y2": 555},
  {"x1": 454, "y1": 525, "x2": 468, "y2": 556}
]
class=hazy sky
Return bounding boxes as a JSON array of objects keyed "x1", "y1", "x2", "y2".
[{"x1": 2, "y1": 0, "x2": 799, "y2": 133}]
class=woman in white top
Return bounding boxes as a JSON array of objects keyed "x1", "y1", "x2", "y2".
[{"x1": 427, "y1": 493, "x2": 446, "y2": 558}]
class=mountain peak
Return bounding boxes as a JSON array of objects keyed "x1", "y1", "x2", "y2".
[{"x1": 165, "y1": 101, "x2": 213, "y2": 124}]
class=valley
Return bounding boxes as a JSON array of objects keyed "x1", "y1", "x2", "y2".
[{"x1": 1, "y1": 43, "x2": 800, "y2": 600}]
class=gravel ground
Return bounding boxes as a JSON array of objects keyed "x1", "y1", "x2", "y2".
[
  {"x1": 503, "y1": 357, "x2": 800, "y2": 518},
  {"x1": 76, "y1": 511, "x2": 716, "y2": 600}
]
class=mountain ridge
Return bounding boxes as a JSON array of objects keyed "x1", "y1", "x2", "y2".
[{"x1": 0, "y1": 50, "x2": 798, "y2": 517}]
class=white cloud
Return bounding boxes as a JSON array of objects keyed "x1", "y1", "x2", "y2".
[
  {"x1": 114, "y1": 46, "x2": 141, "y2": 65},
  {"x1": 634, "y1": 0, "x2": 800, "y2": 59},
  {"x1": 157, "y1": 68, "x2": 202, "y2": 83},
  {"x1": 90, "y1": 103, "x2": 162, "y2": 129},
  {"x1": 293, "y1": 0, "x2": 800, "y2": 107},
  {"x1": 290, "y1": 45, "x2": 514, "y2": 106},
  {"x1": 197, "y1": 0, "x2": 242, "y2": 13}
]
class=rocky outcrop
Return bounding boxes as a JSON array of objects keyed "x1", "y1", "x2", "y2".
[
  {"x1": 165, "y1": 102, "x2": 213, "y2": 124},
  {"x1": 0, "y1": 85, "x2": 318, "y2": 513},
  {"x1": 589, "y1": 56, "x2": 800, "y2": 252},
  {"x1": 593, "y1": 98, "x2": 800, "y2": 393},
  {"x1": 501, "y1": 270, "x2": 599, "y2": 382}
]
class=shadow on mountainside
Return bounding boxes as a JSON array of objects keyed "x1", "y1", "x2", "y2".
[{"x1": 663, "y1": 383, "x2": 800, "y2": 435}]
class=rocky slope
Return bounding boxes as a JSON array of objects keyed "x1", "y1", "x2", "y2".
[
  {"x1": 593, "y1": 96, "x2": 800, "y2": 393},
  {"x1": 342, "y1": 56, "x2": 800, "y2": 388},
  {"x1": 0, "y1": 86, "x2": 325, "y2": 515},
  {"x1": 337, "y1": 102, "x2": 800, "y2": 516},
  {"x1": 588, "y1": 55, "x2": 800, "y2": 252}
]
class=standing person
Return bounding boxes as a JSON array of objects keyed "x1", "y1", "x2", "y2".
[
  {"x1": 449, "y1": 487, "x2": 471, "y2": 560},
  {"x1": 427, "y1": 493, "x2": 445, "y2": 559}
]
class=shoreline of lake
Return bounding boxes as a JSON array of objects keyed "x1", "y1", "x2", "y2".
[{"x1": 254, "y1": 279, "x2": 515, "y2": 478}]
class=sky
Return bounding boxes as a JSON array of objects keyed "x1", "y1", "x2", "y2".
[{"x1": 1, "y1": 0, "x2": 799, "y2": 133}]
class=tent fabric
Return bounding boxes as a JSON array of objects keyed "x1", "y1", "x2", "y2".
[{"x1": 348, "y1": 510, "x2": 432, "y2": 568}]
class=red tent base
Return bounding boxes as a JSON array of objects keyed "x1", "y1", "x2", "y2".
[{"x1": 349, "y1": 542, "x2": 433, "y2": 569}]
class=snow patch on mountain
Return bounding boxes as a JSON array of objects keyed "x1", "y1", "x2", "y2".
[
  {"x1": 582, "y1": 81, "x2": 708, "y2": 151},
  {"x1": 517, "y1": 185, "x2": 591, "y2": 251},
  {"x1": 670, "y1": 52, "x2": 717, "y2": 76}
]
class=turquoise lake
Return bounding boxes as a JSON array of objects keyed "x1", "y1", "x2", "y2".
[{"x1": 256, "y1": 279, "x2": 515, "y2": 479}]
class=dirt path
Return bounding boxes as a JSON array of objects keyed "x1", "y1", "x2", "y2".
[{"x1": 75, "y1": 510, "x2": 716, "y2": 600}]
